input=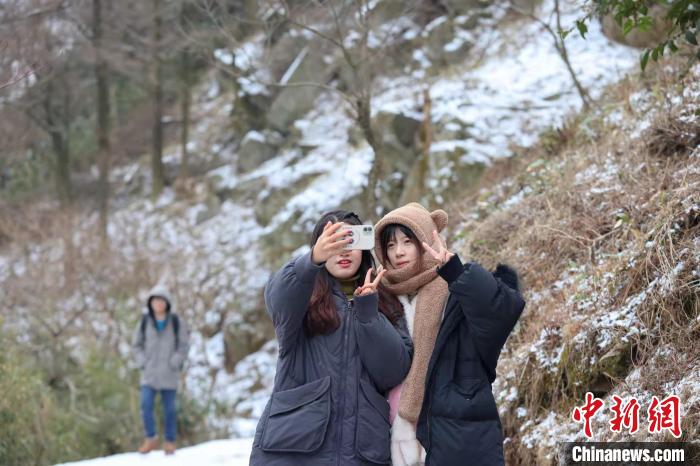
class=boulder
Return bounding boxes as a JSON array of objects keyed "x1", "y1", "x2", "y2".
[
  {"x1": 231, "y1": 91, "x2": 272, "y2": 135},
  {"x1": 236, "y1": 130, "x2": 283, "y2": 174},
  {"x1": 266, "y1": 44, "x2": 336, "y2": 132},
  {"x1": 399, "y1": 139, "x2": 486, "y2": 206},
  {"x1": 222, "y1": 293, "x2": 274, "y2": 372},
  {"x1": 600, "y1": 5, "x2": 674, "y2": 48},
  {"x1": 215, "y1": 175, "x2": 267, "y2": 206},
  {"x1": 254, "y1": 171, "x2": 322, "y2": 227}
]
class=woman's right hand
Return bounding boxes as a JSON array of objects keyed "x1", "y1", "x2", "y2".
[
  {"x1": 354, "y1": 266, "x2": 386, "y2": 296},
  {"x1": 311, "y1": 221, "x2": 353, "y2": 264},
  {"x1": 422, "y1": 229, "x2": 454, "y2": 266}
]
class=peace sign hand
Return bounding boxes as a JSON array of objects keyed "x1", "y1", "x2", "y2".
[
  {"x1": 354, "y1": 266, "x2": 386, "y2": 297},
  {"x1": 422, "y1": 229, "x2": 454, "y2": 266}
]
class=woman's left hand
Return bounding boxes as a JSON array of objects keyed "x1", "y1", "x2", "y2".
[
  {"x1": 422, "y1": 229, "x2": 454, "y2": 266},
  {"x1": 354, "y1": 266, "x2": 386, "y2": 296}
]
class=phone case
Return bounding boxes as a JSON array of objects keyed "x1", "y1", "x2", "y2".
[{"x1": 343, "y1": 225, "x2": 375, "y2": 250}]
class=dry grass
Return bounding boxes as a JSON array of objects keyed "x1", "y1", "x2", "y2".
[
  {"x1": 644, "y1": 113, "x2": 700, "y2": 158},
  {"x1": 444, "y1": 57, "x2": 700, "y2": 464}
]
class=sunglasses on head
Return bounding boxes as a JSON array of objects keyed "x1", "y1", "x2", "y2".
[{"x1": 343, "y1": 211, "x2": 361, "y2": 222}]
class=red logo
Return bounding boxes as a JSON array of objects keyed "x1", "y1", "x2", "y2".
[
  {"x1": 571, "y1": 393, "x2": 682, "y2": 438},
  {"x1": 609, "y1": 395, "x2": 640, "y2": 434},
  {"x1": 648, "y1": 395, "x2": 682, "y2": 438},
  {"x1": 572, "y1": 392, "x2": 605, "y2": 438}
]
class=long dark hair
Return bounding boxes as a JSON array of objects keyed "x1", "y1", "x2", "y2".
[
  {"x1": 305, "y1": 210, "x2": 403, "y2": 336},
  {"x1": 379, "y1": 223, "x2": 424, "y2": 267}
]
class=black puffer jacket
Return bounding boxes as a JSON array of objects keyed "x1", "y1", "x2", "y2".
[
  {"x1": 416, "y1": 254, "x2": 525, "y2": 466},
  {"x1": 249, "y1": 250, "x2": 413, "y2": 465}
]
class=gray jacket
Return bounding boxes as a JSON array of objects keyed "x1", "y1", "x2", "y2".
[
  {"x1": 249, "y1": 250, "x2": 413, "y2": 466},
  {"x1": 132, "y1": 287, "x2": 190, "y2": 391}
]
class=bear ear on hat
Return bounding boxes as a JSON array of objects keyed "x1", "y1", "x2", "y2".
[{"x1": 430, "y1": 209, "x2": 448, "y2": 232}]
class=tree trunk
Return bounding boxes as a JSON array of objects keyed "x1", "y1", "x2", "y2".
[
  {"x1": 43, "y1": 80, "x2": 72, "y2": 207},
  {"x1": 399, "y1": 87, "x2": 432, "y2": 207},
  {"x1": 356, "y1": 94, "x2": 382, "y2": 223},
  {"x1": 151, "y1": 0, "x2": 165, "y2": 200},
  {"x1": 53, "y1": 132, "x2": 72, "y2": 206},
  {"x1": 178, "y1": 30, "x2": 192, "y2": 179},
  {"x1": 180, "y1": 80, "x2": 191, "y2": 178},
  {"x1": 43, "y1": 79, "x2": 76, "y2": 282},
  {"x1": 93, "y1": 0, "x2": 111, "y2": 247}
]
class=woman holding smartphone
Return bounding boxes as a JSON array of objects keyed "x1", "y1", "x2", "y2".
[
  {"x1": 249, "y1": 210, "x2": 413, "y2": 466},
  {"x1": 374, "y1": 202, "x2": 525, "y2": 466}
]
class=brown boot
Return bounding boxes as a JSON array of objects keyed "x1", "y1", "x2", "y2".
[
  {"x1": 138, "y1": 437, "x2": 159, "y2": 454},
  {"x1": 163, "y1": 441, "x2": 176, "y2": 455}
]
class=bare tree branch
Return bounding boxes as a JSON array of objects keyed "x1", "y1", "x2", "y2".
[
  {"x1": 0, "y1": 66, "x2": 36, "y2": 90},
  {"x1": 0, "y1": 0, "x2": 68, "y2": 26},
  {"x1": 504, "y1": 0, "x2": 592, "y2": 109}
]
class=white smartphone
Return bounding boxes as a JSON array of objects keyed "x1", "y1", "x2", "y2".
[{"x1": 341, "y1": 225, "x2": 375, "y2": 250}]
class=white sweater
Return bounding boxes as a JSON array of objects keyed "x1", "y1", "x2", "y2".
[{"x1": 391, "y1": 293, "x2": 427, "y2": 466}]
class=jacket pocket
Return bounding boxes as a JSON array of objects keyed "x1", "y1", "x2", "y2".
[
  {"x1": 168, "y1": 354, "x2": 184, "y2": 371},
  {"x1": 260, "y1": 375, "x2": 332, "y2": 453},
  {"x1": 253, "y1": 398, "x2": 272, "y2": 448},
  {"x1": 355, "y1": 378, "x2": 391, "y2": 464},
  {"x1": 453, "y1": 377, "x2": 484, "y2": 399}
]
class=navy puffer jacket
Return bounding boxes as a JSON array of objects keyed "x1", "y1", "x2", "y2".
[
  {"x1": 249, "y1": 250, "x2": 413, "y2": 466},
  {"x1": 416, "y1": 254, "x2": 526, "y2": 466}
]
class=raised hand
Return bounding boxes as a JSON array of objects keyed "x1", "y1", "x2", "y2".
[
  {"x1": 422, "y1": 229, "x2": 454, "y2": 266},
  {"x1": 311, "y1": 221, "x2": 353, "y2": 264},
  {"x1": 354, "y1": 266, "x2": 386, "y2": 297}
]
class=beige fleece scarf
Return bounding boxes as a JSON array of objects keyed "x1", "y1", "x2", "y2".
[{"x1": 375, "y1": 202, "x2": 450, "y2": 423}]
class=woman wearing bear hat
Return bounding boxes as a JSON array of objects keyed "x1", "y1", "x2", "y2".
[{"x1": 374, "y1": 202, "x2": 525, "y2": 466}]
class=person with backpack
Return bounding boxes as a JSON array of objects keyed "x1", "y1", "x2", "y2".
[
  {"x1": 132, "y1": 285, "x2": 190, "y2": 456},
  {"x1": 373, "y1": 203, "x2": 525, "y2": 466},
  {"x1": 249, "y1": 210, "x2": 413, "y2": 466}
]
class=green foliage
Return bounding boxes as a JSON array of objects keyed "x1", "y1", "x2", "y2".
[
  {"x1": 176, "y1": 390, "x2": 213, "y2": 445},
  {"x1": 0, "y1": 343, "x2": 50, "y2": 466},
  {"x1": 53, "y1": 350, "x2": 144, "y2": 459},
  {"x1": 0, "y1": 335, "x2": 142, "y2": 465},
  {"x1": 564, "y1": 0, "x2": 700, "y2": 70},
  {"x1": 113, "y1": 75, "x2": 150, "y2": 127},
  {"x1": 0, "y1": 149, "x2": 52, "y2": 202},
  {"x1": 576, "y1": 19, "x2": 589, "y2": 39},
  {"x1": 68, "y1": 116, "x2": 99, "y2": 172},
  {"x1": 0, "y1": 330, "x2": 210, "y2": 465}
]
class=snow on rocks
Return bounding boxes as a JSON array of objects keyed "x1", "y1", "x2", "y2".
[{"x1": 373, "y1": 0, "x2": 638, "y2": 170}]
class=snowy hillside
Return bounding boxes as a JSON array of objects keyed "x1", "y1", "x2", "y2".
[
  {"x1": 0, "y1": 0, "x2": 641, "y2": 450},
  {"x1": 4, "y1": 0, "x2": 698, "y2": 464},
  {"x1": 184, "y1": 0, "x2": 641, "y2": 439}
]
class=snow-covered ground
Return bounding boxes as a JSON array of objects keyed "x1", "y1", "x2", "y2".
[{"x1": 55, "y1": 439, "x2": 253, "y2": 466}]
